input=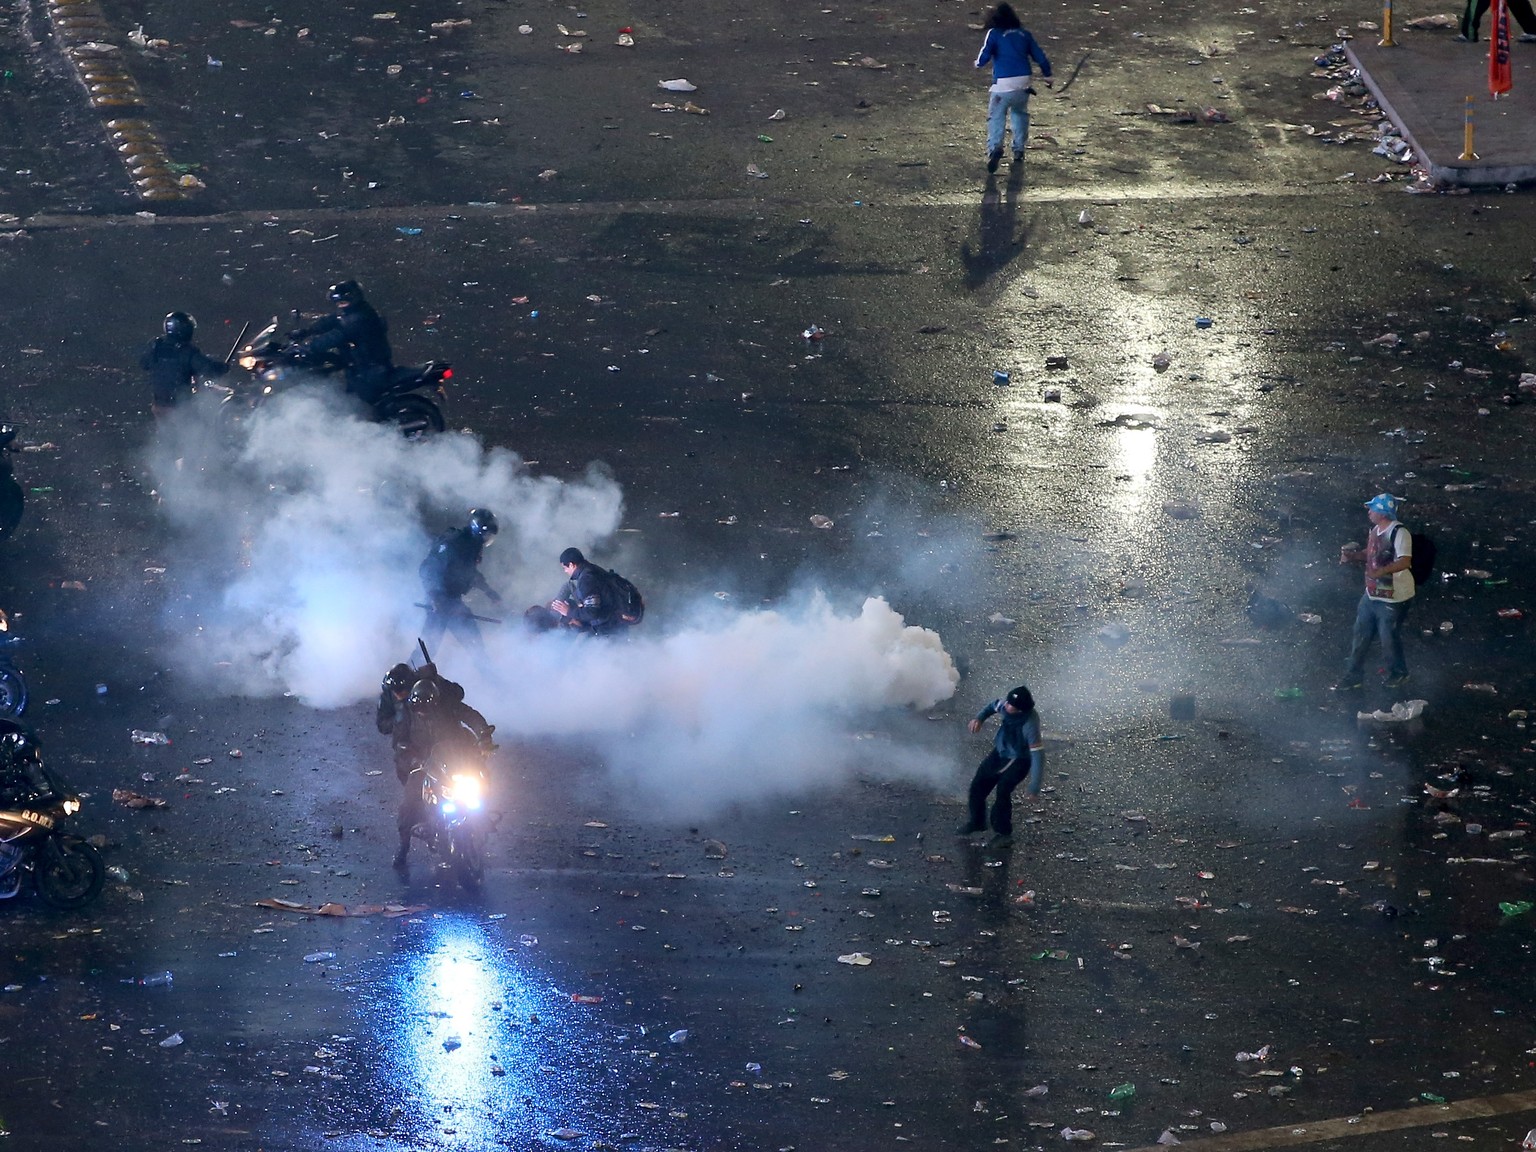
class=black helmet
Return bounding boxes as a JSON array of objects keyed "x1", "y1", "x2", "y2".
[
  {"x1": 1004, "y1": 685, "x2": 1035, "y2": 713},
  {"x1": 559, "y1": 547, "x2": 585, "y2": 566},
  {"x1": 163, "y1": 311, "x2": 196, "y2": 342},
  {"x1": 468, "y1": 508, "x2": 498, "y2": 539},
  {"x1": 328, "y1": 279, "x2": 366, "y2": 308},
  {"x1": 383, "y1": 663, "x2": 415, "y2": 694},
  {"x1": 408, "y1": 678, "x2": 439, "y2": 707}
]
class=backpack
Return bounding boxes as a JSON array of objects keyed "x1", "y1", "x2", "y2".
[
  {"x1": 1393, "y1": 525, "x2": 1437, "y2": 587},
  {"x1": 604, "y1": 569, "x2": 645, "y2": 625}
]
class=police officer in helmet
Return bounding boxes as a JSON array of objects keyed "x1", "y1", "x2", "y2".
[
  {"x1": 289, "y1": 279, "x2": 394, "y2": 404},
  {"x1": 392, "y1": 675, "x2": 494, "y2": 870},
  {"x1": 139, "y1": 311, "x2": 229, "y2": 420},
  {"x1": 419, "y1": 509, "x2": 503, "y2": 654}
]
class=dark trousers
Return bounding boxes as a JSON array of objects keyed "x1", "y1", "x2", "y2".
[
  {"x1": 967, "y1": 752, "x2": 1029, "y2": 835},
  {"x1": 397, "y1": 768, "x2": 426, "y2": 850},
  {"x1": 422, "y1": 596, "x2": 483, "y2": 653},
  {"x1": 1463, "y1": 0, "x2": 1536, "y2": 39}
]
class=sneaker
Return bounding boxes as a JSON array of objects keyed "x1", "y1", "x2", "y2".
[
  {"x1": 1455, "y1": 32, "x2": 1473, "y2": 40},
  {"x1": 986, "y1": 150, "x2": 1002, "y2": 174},
  {"x1": 987, "y1": 832, "x2": 1014, "y2": 847},
  {"x1": 955, "y1": 822, "x2": 986, "y2": 836},
  {"x1": 1383, "y1": 672, "x2": 1410, "y2": 688},
  {"x1": 1330, "y1": 678, "x2": 1363, "y2": 692}
]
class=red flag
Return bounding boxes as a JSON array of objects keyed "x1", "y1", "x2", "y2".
[{"x1": 1491, "y1": 0, "x2": 1513, "y2": 96}]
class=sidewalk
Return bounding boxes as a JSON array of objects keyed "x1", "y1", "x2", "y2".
[{"x1": 1348, "y1": 31, "x2": 1536, "y2": 185}]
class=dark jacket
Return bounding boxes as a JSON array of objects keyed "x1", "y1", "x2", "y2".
[
  {"x1": 296, "y1": 303, "x2": 392, "y2": 370},
  {"x1": 420, "y1": 529, "x2": 491, "y2": 601},
  {"x1": 974, "y1": 699, "x2": 1043, "y2": 762},
  {"x1": 140, "y1": 336, "x2": 228, "y2": 406},
  {"x1": 561, "y1": 562, "x2": 621, "y2": 632},
  {"x1": 405, "y1": 698, "x2": 493, "y2": 766}
]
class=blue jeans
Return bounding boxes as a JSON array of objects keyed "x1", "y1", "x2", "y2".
[
  {"x1": 986, "y1": 88, "x2": 1032, "y2": 156},
  {"x1": 1343, "y1": 594, "x2": 1411, "y2": 680}
]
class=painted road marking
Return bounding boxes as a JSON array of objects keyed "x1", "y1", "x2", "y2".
[{"x1": 1123, "y1": 1088, "x2": 1536, "y2": 1151}]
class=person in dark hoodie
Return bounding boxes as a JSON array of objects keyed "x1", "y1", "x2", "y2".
[
  {"x1": 956, "y1": 684, "x2": 1045, "y2": 845},
  {"x1": 973, "y1": 2, "x2": 1052, "y2": 174}
]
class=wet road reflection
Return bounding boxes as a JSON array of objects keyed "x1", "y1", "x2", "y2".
[{"x1": 351, "y1": 914, "x2": 599, "y2": 1147}]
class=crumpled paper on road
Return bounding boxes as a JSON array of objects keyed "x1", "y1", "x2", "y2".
[{"x1": 1357, "y1": 699, "x2": 1426, "y2": 723}]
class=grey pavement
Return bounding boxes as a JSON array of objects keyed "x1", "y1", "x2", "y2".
[{"x1": 1350, "y1": 24, "x2": 1536, "y2": 184}]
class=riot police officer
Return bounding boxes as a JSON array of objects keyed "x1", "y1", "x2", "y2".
[
  {"x1": 290, "y1": 280, "x2": 394, "y2": 403},
  {"x1": 392, "y1": 677, "x2": 494, "y2": 870},
  {"x1": 419, "y1": 508, "x2": 502, "y2": 653},
  {"x1": 139, "y1": 311, "x2": 229, "y2": 419}
]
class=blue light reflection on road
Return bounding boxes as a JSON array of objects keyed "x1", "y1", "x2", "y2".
[{"x1": 356, "y1": 913, "x2": 603, "y2": 1147}]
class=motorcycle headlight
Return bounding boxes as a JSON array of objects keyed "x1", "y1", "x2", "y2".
[
  {"x1": 62, "y1": 797, "x2": 80, "y2": 815},
  {"x1": 238, "y1": 354, "x2": 258, "y2": 370},
  {"x1": 441, "y1": 773, "x2": 482, "y2": 810}
]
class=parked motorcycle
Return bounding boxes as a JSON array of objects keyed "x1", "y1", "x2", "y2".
[
  {"x1": 404, "y1": 747, "x2": 491, "y2": 891},
  {"x1": 222, "y1": 316, "x2": 451, "y2": 440},
  {"x1": 0, "y1": 609, "x2": 28, "y2": 718},
  {"x1": 0, "y1": 762, "x2": 104, "y2": 909},
  {"x1": 0, "y1": 424, "x2": 24, "y2": 540}
]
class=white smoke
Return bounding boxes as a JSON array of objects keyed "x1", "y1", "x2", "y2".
[{"x1": 148, "y1": 390, "x2": 960, "y2": 809}]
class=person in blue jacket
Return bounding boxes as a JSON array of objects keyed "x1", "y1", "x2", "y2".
[
  {"x1": 973, "y1": 2, "x2": 1052, "y2": 174},
  {"x1": 957, "y1": 684, "x2": 1045, "y2": 844}
]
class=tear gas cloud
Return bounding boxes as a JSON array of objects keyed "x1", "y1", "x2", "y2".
[{"x1": 148, "y1": 390, "x2": 960, "y2": 812}]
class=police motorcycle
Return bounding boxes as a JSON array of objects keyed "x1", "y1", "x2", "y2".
[
  {"x1": 0, "y1": 761, "x2": 104, "y2": 909},
  {"x1": 406, "y1": 743, "x2": 493, "y2": 892},
  {"x1": 220, "y1": 313, "x2": 451, "y2": 440},
  {"x1": 0, "y1": 424, "x2": 24, "y2": 540},
  {"x1": 0, "y1": 609, "x2": 29, "y2": 718}
]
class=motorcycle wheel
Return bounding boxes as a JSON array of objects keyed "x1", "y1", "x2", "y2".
[
  {"x1": 378, "y1": 395, "x2": 445, "y2": 441},
  {"x1": 449, "y1": 825, "x2": 485, "y2": 892},
  {"x1": 36, "y1": 836, "x2": 105, "y2": 909},
  {"x1": 0, "y1": 666, "x2": 27, "y2": 717},
  {"x1": 0, "y1": 477, "x2": 23, "y2": 541}
]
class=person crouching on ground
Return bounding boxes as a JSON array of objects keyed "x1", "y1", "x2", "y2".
[{"x1": 957, "y1": 684, "x2": 1045, "y2": 845}]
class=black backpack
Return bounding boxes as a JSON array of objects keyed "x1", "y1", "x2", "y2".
[
  {"x1": 1394, "y1": 525, "x2": 1437, "y2": 587},
  {"x1": 604, "y1": 569, "x2": 645, "y2": 625}
]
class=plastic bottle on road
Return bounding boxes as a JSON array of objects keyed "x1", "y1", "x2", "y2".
[{"x1": 1109, "y1": 1083, "x2": 1136, "y2": 1101}]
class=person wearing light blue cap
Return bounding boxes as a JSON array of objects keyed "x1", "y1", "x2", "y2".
[{"x1": 1333, "y1": 493, "x2": 1415, "y2": 691}]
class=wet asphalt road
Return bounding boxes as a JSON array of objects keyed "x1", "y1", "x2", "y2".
[{"x1": 3, "y1": 0, "x2": 1536, "y2": 1149}]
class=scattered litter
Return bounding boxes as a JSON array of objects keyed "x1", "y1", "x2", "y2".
[
  {"x1": 803, "y1": 324, "x2": 826, "y2": 341},
  {"x1": 703, "y1": 839, "x2": 728, "y2": 859},
  {"x1": 768, "y1": 108, "x2": 786, "y2": 120},
  {"x1": 253, "y1": 898, "x2": 426, "y2": 918},
  {"x1": 746, "y1": 163, "x2": 769, "y2": 179},
  {"x1": 1236, "y1": 1045, "x2": 1271, "y2": 1062},
  {"x1": 1162, "y1": 498, "x2": 1200, "y2": 519},
  {"x1": 1045, "y1": 354, "x2": 1069, "y2": 370},
  {"x1": 1158, "y1": 1131, "x2": 1182, "y2": 1146},
  {"x1": 1500, "y1": 900, "x2": 1533, "y2": 917},
  {"x1": 617, "y1": 31, "x2": 635, "y2": 45},
  {"x1": 546, "y1": 1129, "x2": 583, "y2": 1141},
  {"x1": 159, "y1": 1032, "x2": 184, "y2": 1048},
  {"x1": 851, "y1": 834, "x2": 895, "y2": 843},
  {"x1": 1077, "y1": 209, "x2": 1093, "y2": 226},
  {"x1": 1463, "y1": 682, "x2": 1498, "y2": 695},
  {"x1": 1357, "y1": 699, "x2": 1426, "y2": 723},
  {"x1": 959, "y1": 1034, "x2": 982, "y2": 1049},
  {"x1": 571, "y1": 994, "x2": 604, "y2": 1004},
  {"x1": 810, "y1": 515, "x2": 834, "y2": 529},
  {"x1": 988, "y1": 613, "x2": 1017, "y2": 630},
  {"x1": 113, "y1": 789, "x2": 167, "y2": 809},
  {"x1": 1405, "y1": 13, "x2": 1456, "y2": 26},
  {"x1": 659, "y1": 79, "x2": 698, "y2": 92},
  {"x1": 1061, "y1": 1128, "x2": 1096, "y2": 1142},
  {"x1": 837, "y1": 952, "x2": 874, "y2": 966},
  {"x1": 130, "y1": 729, "x2": 171, "y2": 746},
  {"x1": 304, "y1": 952, "x2": 336, "y2": 963},
  {"x1": 669, "y1": 1029, "x2": 689, "y2": 1043},
  {"x1": 1096, "y1": 622, "x2": 1131, "y2": 646}
]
